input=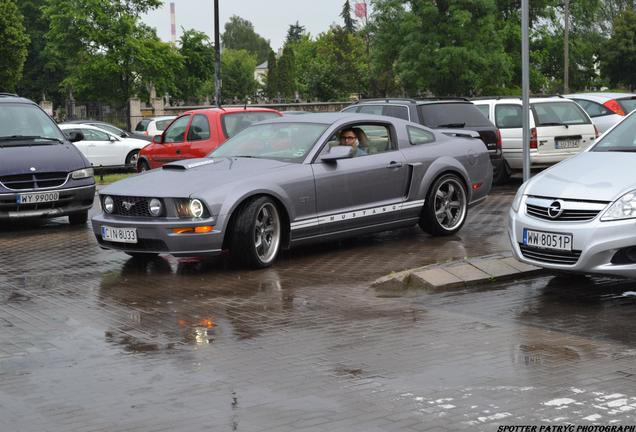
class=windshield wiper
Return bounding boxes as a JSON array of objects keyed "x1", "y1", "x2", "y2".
[
  {"x1": 0, "y1": 135, "x2": 64, "y2": 143},
  {"x1": 436, "y1": 123, "x2": 466, "y2": 128},
  {"x1": 232, "y1": 155, "x2": 258, "y2": 158},
  {"x1": 540, "y1": 122, "x2": 569, "y2": 128}
]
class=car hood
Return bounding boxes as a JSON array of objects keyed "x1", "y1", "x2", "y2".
[
  {"x1": 0, "y1": 142, "x2": 87, "y2": 175},
  {"x1": 527, "y1": 152, "x2": 636, "y2": 202},
  {"x1": 101, "y1": 157, "x2": 295, "y2": 197}
]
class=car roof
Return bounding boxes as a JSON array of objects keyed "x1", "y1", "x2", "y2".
[
  {"x1": 252, "y1": 112, "x2": 417, "y2": 128},
  {"x1": 146, "y1": 116, "x2": 176, "y2": 121},
  {"x1": 564, "y1": 92, "x2": 636, "y2": 102},
  {"x1": 181, "y1": 107, "x2": 281, "y2": 115},
  {"x1": 0, "y1": 93, "x2": 38, "y2": 104},
  {"x1": 472, "y1": 97, "x2": 575, "y2": 104},
  {"x1": 59, "y1": 123, "x2": 113, "y2": 134},
  {"x1": 353, "y1": 98, "x2": 471, "y2": 106}
]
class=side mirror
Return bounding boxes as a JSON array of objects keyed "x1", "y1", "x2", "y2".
[
  {"x1": 152, "y1": 134, "x2": 163, "y2": 144},
  {"x1": 121, "y1": 132, "x2": 129, "y2": 138},
  {"x1": 67, "y1": 131, "x2": 84, "y2": 142},
  {"x1": 109, "y1": 135, "x2": 117, "y2": 142},
  {"x1": 320, "y1": 145, "x2": 353, "y2": 162}
]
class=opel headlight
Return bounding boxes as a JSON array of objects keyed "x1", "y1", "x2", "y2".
[
  {"x1": 190, "y1": 199, "x2": 204, "y2": 218},
  {"x1": 103, "y1": 196, "x2": 114, "y2": 214},
  {"x1": 511, "y1": 181, "x2": 529, "y2": 213},
  {"x1": 72, "y1": 168, "x2": 94, "y2": 179},
  {"x1": 601, "y1": 189, "x2": 636, "y2": 221},
  {"x1": 149, "y1": 198, "x2": 163, "y2": 216}
]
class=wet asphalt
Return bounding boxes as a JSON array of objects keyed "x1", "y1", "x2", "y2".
[{"x1": 2, "y1": 181, "x2": 636, "y2": 431}]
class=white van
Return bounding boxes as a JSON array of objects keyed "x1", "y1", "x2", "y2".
[{"x1": 473, "y1": 97, "x2": 598, "y2": 182}]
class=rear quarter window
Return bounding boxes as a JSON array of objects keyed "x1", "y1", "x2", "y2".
[
  {"x1": 135, "y1": 119, "x2": 150, "y2": 131},
  {"x1": 495, "y1": 104, "x2": 522, "y2": 129},
  {"x1": 572, "y1": 99, "x2": 612, "y2": 118},
  {"x1": 407, "y1": 126, "x2": 435, "y2": 145}
]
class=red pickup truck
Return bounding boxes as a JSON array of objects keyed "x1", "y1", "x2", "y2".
[{"x1": 137, "y1": 107, "x2": 282, "y2": 171}]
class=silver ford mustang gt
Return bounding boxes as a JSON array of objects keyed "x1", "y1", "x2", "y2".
[
  {"x1": 92, "y1": 113, "x2": 492, "y2": 268},
  {"x1": 509, "y1": 109, "x2": 636, "y2": 277}
]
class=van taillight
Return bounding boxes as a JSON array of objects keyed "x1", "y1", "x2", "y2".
[
  {"x1": 144, "y1": 130, "x2": 149, "y2": 135},
  {"x1": 603, "y1": 99, "x2": 626, "y2": 116},
  {"x1": 496, "y1": 129, "x2": 502, "y2": 149},
  {"x1": 530, "y1": 127, "x2": 538, "y2": 149}
]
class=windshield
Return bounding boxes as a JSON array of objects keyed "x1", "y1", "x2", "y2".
[
  {"x1": 0, "y1": 103, "x2": 65, "y2": 144},
  {"x1": 592, "y1": 112, "x2": 636, "y2": 152},
  {"x1": 532, "y1": 101, "x2": 590, "y2": 126},
  {"x1": 221, "y1": 111, "x2": 281, "y2": 138},
  {"x1": 211, "y1": 122, "x2": 328, "y2": 163}
]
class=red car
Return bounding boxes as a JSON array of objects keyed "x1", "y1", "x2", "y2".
[{"x1": 137, "y1": 107, "x2": 282, "y2": 171}]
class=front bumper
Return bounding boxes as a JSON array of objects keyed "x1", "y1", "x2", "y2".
[
  {"x1": 91, "y1": 213, "x2": 224, "y2": 256},
  {"x1": 0, "y1": 184, "x2": 95, "y2": 220},
  {"x1": 508, "y1": 205, "x2": 636, "y2": 278}
]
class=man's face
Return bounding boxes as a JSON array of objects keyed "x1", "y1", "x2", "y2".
[{"x1": 340, "y1": 131, "x2": 358, "y2": 149}]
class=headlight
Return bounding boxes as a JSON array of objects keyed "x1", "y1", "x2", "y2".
[
  {"x1": 103, "y1": 196, "x2": 114, "y2": 214},
  {"x1": 601, "y1": 189, "x2": 636, "y2": 221},
  {"x1": 190, "y1": 199, "x2": 204, "y2": 218},
  {"x1": 149, "y1": 198, "x2": 163, "y2": 216},
  {"x1": 72, "y1": 168, "x2": 94, "y2": 179},
  {"x1": 511, "y1": 181, "x2": 529, "y2": 213}
]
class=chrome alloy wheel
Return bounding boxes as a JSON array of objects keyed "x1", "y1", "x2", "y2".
[
  {"x1": 253, "y1": 202, "x2": 281, "y2": 263},
  {"x1": 433, "y1": 177, "x2": 467, "y2": 231}
]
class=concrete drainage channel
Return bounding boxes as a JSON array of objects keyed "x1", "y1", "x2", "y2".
[{"x1": 371, "y1": 252, "x2": 545, "y2": 293}]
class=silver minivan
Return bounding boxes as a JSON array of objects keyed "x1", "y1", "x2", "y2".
[{"x1": 474, "y1": 97, "x2": 598, "y2": 183}]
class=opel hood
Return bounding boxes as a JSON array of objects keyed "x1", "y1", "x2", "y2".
[
  {"x1": 526, "y1": 152, "x2": 636, "y2": 202},
  {"x1": 0, "y1": 142, "x2": 88, "y2": 175},
  {"x1": 101, "y1": 157, "x2": 294, "y2": 197}
]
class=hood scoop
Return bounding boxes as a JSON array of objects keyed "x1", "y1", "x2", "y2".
[{"x1": 163, "y1": 159, "x2": 217, "y2": 170}]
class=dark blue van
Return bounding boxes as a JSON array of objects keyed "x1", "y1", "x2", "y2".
[{"x1": 0, "y1": 94, "x2": 95, "y2": 224}]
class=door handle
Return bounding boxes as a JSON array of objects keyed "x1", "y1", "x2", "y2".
[
  {"x1": 386, "y1": 161, "x2": 403, "y2": 168},
  {"x1": 176, "y1": 149, "x2": 182, "y2": 154}
]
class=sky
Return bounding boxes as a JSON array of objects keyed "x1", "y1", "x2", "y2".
[{"x1": 141, "y1": 0, "x2": 370, "y2": 52}]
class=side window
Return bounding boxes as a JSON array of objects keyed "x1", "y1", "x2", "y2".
[
  {"x1": 358, "y1": 124, "x2": 394, "y2": 155},
  {"x1": 155, "y1": 119, "x2": 173, "y2": 131},
  {"x1": 187, "y1": 114, "x2": 211, "y2": 141},
  {"x1": 408, "y1": 126, "x2": 435, "y2": 145},
  {"x1": 163, "y1": 115, "x2": 190, "y2": 143},
  {"x1": 383, "y1": 105, "x2": 409, "y2": 120},
  {"x1": 475, "y1": 104, "x2": 490, "y2": 119},
  {"x1": 495, "y1": 104, "x2": 522, "y2": 129},
  {"x1": 82, "y1": 128, "x2": 110, "y2": 141},
  {"x1": 358, "y1": 105, "x2": 383, "y2": 115},
  {"x1": 342, "y1": 106, "x2": 359, "y2": 113}
]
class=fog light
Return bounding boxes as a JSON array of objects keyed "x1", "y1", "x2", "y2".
[
  {"x1": 103, "y1": 196, "x2": 114, "y2": 213},
  {"x1": 149, "y1": 198, "x2": 162, "y2": 216},
  {"x1": 194, "y1": 225, "x2": 213, "y2": 233},
  {"x1": 171, "y1": 225, "x2": 214, "y2": 234},
  {"x1": 190, "y1": 199, "x2": 204, "y2": 218}
]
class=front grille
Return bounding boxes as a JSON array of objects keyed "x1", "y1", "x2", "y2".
[
  {"x1": 526, "y1": 204, "x2": 601, "y2": 221},
  {"x1": 0, "y1": 172, "x2": 68, "y2": 190},
  {"x1": 525, "y1": 196, "x2": 607, "y2": 222},
  {"x1": 110, "y1": 196, "x2": 154, "y2": 217},
  {"x1": 519, "y1": 244, "x2": 581, "y2": 265}
]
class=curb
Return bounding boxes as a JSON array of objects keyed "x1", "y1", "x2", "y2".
[{"x1": 371, "y1": 252, "x2": 545, "y2": 293}]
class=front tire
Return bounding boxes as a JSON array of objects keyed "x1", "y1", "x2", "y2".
[
  {"x1": 126, "y1": 150, "x2": 140, "y2": 167},
  {"x1": 68, "y1": 211, "x2": 88, "y2": 225},
  {"x1": 230, "y1": 196, "x2": 282, "y2": 269},
  {"x1": 137, "y1": 159, "x2": 150, "y2": 172},
  {"x1": 419, "y1": 174, "x2": 468, "y2": 236}
]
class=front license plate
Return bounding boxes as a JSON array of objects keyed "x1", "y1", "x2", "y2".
[
  {"x1": 523, "y1": 228, "x2": 572, "y2": 251},
  {"x1": 555, "y1": 139, "x2": 580, "y2": 149},
  {"x1": 16, "y1": 191, "x2": 59, "y2": 204},
  {"x1": 101, "y1": 226, "x2": 138, "y2": 244}
]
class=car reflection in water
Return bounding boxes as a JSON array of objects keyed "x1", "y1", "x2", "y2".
[{"x1": 98, "y1": 257, "x2": 292, "y2": 352}]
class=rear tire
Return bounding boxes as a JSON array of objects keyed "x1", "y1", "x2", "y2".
[
  {"x1": 419, "y1": 174, "x2": 468, "y2": 236},
  {"x1": 68, "y1": 211, "x2": 88, "y2": 225},
  {"x1": 230, "y1": 196, "x2": 282, "y2": 269}
]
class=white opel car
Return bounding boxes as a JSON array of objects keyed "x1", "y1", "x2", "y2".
[
  {"x1": 509, "y1": 110, "x2": 636, "y2": 277},
  {"x1": 60, "y1": 124, "x2": 148, "y2": 167}
]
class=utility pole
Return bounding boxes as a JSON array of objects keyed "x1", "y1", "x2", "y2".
[
  {"x1": 563, "y1": 0, "x2": 570, "y2": 93},
  {"x1": 214, "y1": 0, "x2": 221, "y2": 106},
  {"x1": 522, "y1": 0, "x2": 530, "y2": 181}
]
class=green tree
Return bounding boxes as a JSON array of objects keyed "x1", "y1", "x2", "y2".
[
  {"x1": 341, "y1": 0, "x2": 356, "y2": 33},
  {"x1": 265, "y1": 50, "x2": 278, "y2": 99},
  {"x1": 177, "y1": 29, "x2": 215, "y2": 103},
  {"x1": 0, "y1": 0, "x2": 30, "y2": 92},
  {"x1": 602, "y1": 10, "x2": 636, "y2": 91},
  {"x1": 222, "y1": 16, "x2": 271, "y2": 64},
  {"x1": 286, "y1": 21, "x2": 306, "y2": 45},
  {"x1": 221, "y1": 49, "x2": 257, "y2": 102},
  {"x1": 44, "y1": 0, "x2": 182, "y2": 114},
  {"x1": 277, "y1": 45, "x2": 296, "y2": 99}
]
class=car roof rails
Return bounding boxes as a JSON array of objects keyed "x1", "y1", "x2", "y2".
[
  {"x1": 354, "y1": 97, "x2": 418, "y2": 104},
  {"x1": 416, "y1": 97, "x2": 470, "y2": 102},
  {"x1": 471, "y1": 96, "x2": 520, "y2": 100}
]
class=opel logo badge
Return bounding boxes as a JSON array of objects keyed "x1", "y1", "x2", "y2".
[
  {"x1": 547, "y1": 200, "x2": 564, "y2": 219},
  {"x1": 29, "y1": 167, "x2": 36, "y2": 172},
  {"x1": 122, "y1": 201, "x2": 135, "y2": 211}
]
